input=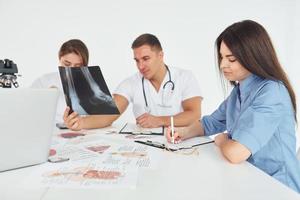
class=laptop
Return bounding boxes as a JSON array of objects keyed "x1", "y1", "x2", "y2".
[{"x1": 0, "y1": 88, "x2": 58, "y2": 172}]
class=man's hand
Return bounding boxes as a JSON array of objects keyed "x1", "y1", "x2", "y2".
[{"x1": 136, "y1": 113, "x2": 162, "y2": 128}]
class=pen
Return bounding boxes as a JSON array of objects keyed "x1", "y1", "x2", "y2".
[
  {"x1": 171, "y1": 116, "x2": 175, "y2": 144},
  {"x1": 48, "y1": 157, "x2": 70, "y2": 163}
]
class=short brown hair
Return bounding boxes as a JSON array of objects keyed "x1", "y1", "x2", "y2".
[
  {"x1": 58, "y1": 39, "x2": 89, "y2": 66},
  {"x1": 131, "y1": 33, "x2": 162, "y2": 51}
]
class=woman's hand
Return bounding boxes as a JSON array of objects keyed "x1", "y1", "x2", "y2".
[
  {"x1": 165, "y1": 126, "x2": 188, "y2": 143},
  {"x1": 63, "y1": 107, "x2": 83, "y2": 131},
  {"x1": 165, "y1": 120, "x2": 204, "y2": 144},
  {"x1": 214, "y1": 133, "x2": 229, "y2": 147}
]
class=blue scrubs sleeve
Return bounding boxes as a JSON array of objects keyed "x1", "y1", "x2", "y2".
[
  {"x1": 202, "y1": 99, "x2": 227, "y2": 136},
  {"x1": 231, "y1": 83, "x2": 284, "y2": 155}
]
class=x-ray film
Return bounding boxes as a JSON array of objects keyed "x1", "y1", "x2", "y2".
[{"x1": 59, "y1": 66, "x2": 120, "y2": 115}]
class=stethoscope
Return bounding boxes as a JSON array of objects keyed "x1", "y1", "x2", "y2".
[{"x1": 142, "y1": 65, "x2": 175, "y2": 112}]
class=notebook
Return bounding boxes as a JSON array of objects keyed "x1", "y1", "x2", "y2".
[{"x1": 0, "y1": 88, "x2": 58, "y2": 172}]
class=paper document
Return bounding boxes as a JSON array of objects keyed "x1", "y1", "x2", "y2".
[
  {"x1": 24, "y1": 131, "x2": 166, "y2": 189},
  {"x1": 51, "y1": 133, "x2": 162, "y2": 168},
  {"x1": 119, "y1": 123, "x2": 164, "y2": 135},
  {"x1": 24, "y1": 162, "x2": 138, "y2": 189}
]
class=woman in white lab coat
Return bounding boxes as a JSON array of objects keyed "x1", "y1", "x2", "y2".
[{"x1": 31, "y1": 39, "x2": 89, "y2": 123}]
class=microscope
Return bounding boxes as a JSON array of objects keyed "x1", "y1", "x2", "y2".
[{"x1": 0, "y1": 59, "x2": 19, "y2": 88}]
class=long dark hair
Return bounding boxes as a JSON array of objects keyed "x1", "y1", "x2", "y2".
[{"x1": 215, "y1": 20, "x2": 297, "y2": 120}]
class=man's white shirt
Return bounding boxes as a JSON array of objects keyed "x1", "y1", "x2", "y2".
[{"x1": 114, "y1": 66, "x2": 202, "y2": 118}]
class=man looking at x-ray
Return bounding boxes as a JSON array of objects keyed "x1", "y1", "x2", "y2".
[{"x1": 64, "y1": 33, "x2": 202, "y2": 130}]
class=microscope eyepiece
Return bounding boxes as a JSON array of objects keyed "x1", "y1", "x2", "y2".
[{"x1": 0, "y1": 59, "x2": 19, "y2": 88}]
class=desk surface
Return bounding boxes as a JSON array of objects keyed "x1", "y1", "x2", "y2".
[{"x1": 0, "y1": 126, "x2": 299, "y2": 200}]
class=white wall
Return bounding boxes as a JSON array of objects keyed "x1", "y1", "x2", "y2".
[
  {"x1": 290, "y1": 0, "x2": 300, "y2": 149},
  {"x1": 0, "y1": 0, "x2": 299, "y2": 126}
]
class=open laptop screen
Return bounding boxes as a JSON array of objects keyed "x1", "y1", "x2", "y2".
[{"x1": 0, "y1": 88, "x2": 58, "y2": 172}]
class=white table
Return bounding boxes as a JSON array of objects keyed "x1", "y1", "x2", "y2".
[{"x1": 0, "y1": 127, "x2": 299, "y2": 200}]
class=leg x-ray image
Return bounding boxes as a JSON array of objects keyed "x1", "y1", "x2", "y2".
[{"x1": 59, "y1": 66, "x2": 120, "y2": 115}]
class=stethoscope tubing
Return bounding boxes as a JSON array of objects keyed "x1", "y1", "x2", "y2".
[{"x1": 142, "y1": 65, "x2": 175, "y2": 108}]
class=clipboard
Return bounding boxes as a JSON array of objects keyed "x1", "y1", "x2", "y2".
[
  {"x1": 119, "y1": 123, "x2": 164, "y2": 135},
  {"x1": 134, "y1": 137, "x2": 214, "y2": 151},
  {"x1": 134, "y1": 140, "x2": 176, "y2": 151}
]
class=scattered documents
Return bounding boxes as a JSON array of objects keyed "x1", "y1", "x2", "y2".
[{"x1": 25, "y1": 162, "x2": 138, "y2": 189}]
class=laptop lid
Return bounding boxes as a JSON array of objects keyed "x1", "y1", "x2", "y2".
[{"x1": 0, "y1": 88, "x2": 58, "y2": 172}]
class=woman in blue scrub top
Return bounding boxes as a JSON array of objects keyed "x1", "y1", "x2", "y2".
[{"x1": 166, "y1": 20, "x2": 300, "y2": 193}]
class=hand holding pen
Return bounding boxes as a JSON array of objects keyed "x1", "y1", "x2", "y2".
[
  {"x1": 165, "y1": 126, "x2": 182, "y2": 144},
  {"x1": 166, "y1": 120, "x2": 210, "y2": 144},
  {"x1": 165, "y1": 117, "x2": 189, "y2": 143}
]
